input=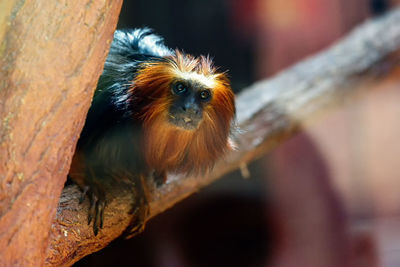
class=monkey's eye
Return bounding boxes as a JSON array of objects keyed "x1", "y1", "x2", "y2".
[
  {"x1": 199, "y1": 89, "x2": 211, "y2": 101},
  {"x1": 173, "y1": 82, "x2": 187, "y2": 95}
]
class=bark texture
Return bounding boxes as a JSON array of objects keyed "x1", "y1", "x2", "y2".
[
  {"x1": 0, "y1": 1, "x2": 122, "y2": 266},
  {"x1": 45, "y1": 8, "x2": 400, "y2": 266}
]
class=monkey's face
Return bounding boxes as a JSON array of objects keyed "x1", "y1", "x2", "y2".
[
  {"x1": 135, "y1": 51, "x2": 235, "y2": 173},
  {"x1": 168, "y1": 80, "x2": 211, "y2": 130}
]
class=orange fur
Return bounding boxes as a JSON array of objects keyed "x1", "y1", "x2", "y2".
[{"x1": 129, "y1": 50, "x2": 235, "y2": 175}]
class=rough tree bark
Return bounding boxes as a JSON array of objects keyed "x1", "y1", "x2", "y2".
[
  {"x1": 44, "y1": 8, "x2": 400, "y2": 267},
  {"x1": 0, "y1": 1, "x2": 122, "y2": 266}
]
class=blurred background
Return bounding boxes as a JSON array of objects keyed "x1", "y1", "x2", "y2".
[{"x1": 74, "y1": 0, "x2": 400, "y2": 266}]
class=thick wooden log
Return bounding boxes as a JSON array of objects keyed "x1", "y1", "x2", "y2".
[
  {"x1": 0, "y1": 1, "x2": 122, "y2": 266},
  {"x1": 46, "y1": 8, "x2": 400, "y2": 267}
]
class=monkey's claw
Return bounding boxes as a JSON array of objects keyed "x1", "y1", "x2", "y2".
[
  {"x1": 123, "y1": 190, "x2": 149, "y2": 239},
  {"x1": 80, "y1": 185, "x2": 106, "y2": 236},
  {"x1": 124, "y1": 204, "x2": 149, "y2": 239}
]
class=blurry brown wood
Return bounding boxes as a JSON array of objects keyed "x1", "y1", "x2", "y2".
[
  {"x1": 0, "y1": 1, "x2": 122, "y2": 266},
  {"x1": 46, "y1": 8, "x2": 400, "y2": 266}
]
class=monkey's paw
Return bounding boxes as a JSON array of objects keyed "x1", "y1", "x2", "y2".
[
  {"x1": 79, "y1": 185, "x2": 106, "y2": 236},
  {"x1": 123, "y1": 193, "x2": 150, "y2": 239}
]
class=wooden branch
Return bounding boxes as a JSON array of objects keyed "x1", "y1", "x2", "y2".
[
  {"x1": 46, "y1": 8, "x2": 400, "y2": 266},
  {"x1": 0, "y1": 1, "x2": 122, "y2": 266}
]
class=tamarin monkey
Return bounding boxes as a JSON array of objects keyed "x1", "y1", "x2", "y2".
[{"x1": 68, "y1": 28, "x2": 236, "y2": 236}]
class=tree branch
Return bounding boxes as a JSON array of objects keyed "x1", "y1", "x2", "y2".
[{"x1": 46, "y1": 8, "x2": 400, "y2": 266}]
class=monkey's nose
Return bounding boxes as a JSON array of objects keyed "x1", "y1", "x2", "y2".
[{"x1": 181, "y1": 103, "x2": 199, "y2": 115}]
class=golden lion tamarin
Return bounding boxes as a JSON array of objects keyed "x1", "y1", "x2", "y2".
[{"x1": 69, "y1": 28, "x2": 236, "y2": 235}]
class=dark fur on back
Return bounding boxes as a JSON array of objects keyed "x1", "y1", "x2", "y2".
[
  {"x1": 79, "y1": 28, "x2": 172, "y2": 146},
  {"x1": 75, "y1": 29, "x2": 175, "y2": 178}
]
